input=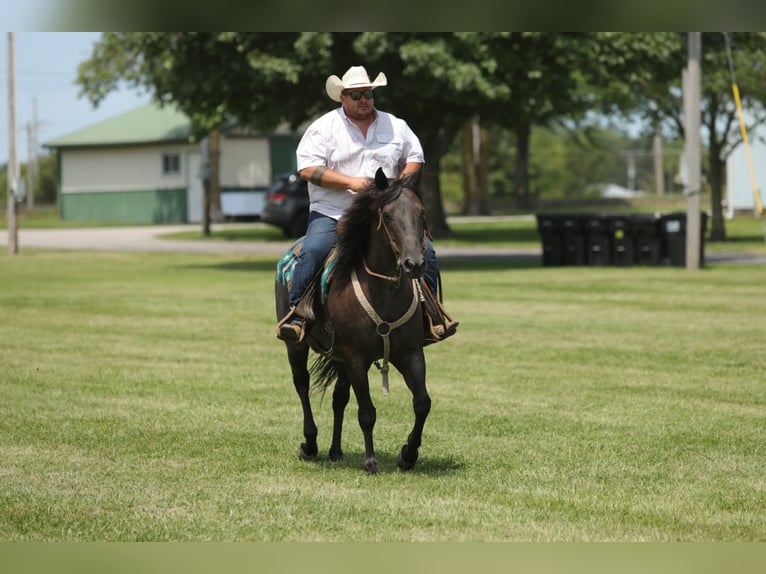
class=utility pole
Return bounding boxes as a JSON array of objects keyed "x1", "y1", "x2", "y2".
[
  {"x1": 626, "y1": 151, "x2": 636, "y2": 190},
  {"x1": 25, "y1": 98, "x2": 40, "y2": 210},
  {"x1": 653, "y1": 128, "x2": 665, "y2": 195},
  {"x1": 684, "y1": 32, "x2": 702, "y2": 270},
  {"x1": 6, "y1": 32, "x2": 18, "y2": 255}
]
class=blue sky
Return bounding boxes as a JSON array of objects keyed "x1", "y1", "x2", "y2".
[{"x1": 1, "y1": 32, "x2": 151, "y2": 164}]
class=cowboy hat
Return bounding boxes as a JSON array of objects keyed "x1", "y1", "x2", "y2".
[{"x1": 325, "y1": 66, "x2": 387, "y2": 102}]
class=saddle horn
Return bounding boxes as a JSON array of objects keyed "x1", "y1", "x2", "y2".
[{"x1": 374, "y1": 167, "x2": 388, "y2": 191}]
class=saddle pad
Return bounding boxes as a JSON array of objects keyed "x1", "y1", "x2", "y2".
[{"x1": 276, "y1": 238, "x2": 337, "y2": 302}]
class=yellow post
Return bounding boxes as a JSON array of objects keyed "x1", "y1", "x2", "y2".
[{"x1": 732, "y1": 83, "x2": 764, "y2": 215}]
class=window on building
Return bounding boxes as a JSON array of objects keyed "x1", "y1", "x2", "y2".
[{"x1": 162, "y1": 153, "x2": 181, "y2": 175}]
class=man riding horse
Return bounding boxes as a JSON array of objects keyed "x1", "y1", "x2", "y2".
[{"x1": 276, "y1": 65, "x2": 458, "y2": 344}]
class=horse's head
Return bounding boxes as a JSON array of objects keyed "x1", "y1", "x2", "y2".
[
  {"x1": 373, "y1": 168, "x2": 427, "y2": 280},
  {"x1": 335, "y1": 168, "x2": 427, "y2": 282}
]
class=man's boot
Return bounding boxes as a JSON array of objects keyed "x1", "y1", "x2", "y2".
[
  {"x1": 420, "y1": 281, "x2": 458, "y2": 344},
  {"x1": 276, "y1": 307, "x2": 305, "y2": 342}
]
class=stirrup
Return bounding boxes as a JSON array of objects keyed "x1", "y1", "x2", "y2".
[
  {"x1": 425, "y1": 315, "x2": 459, "y2": 344},
  {"x1": 276, "y1": 307, "x2": 305, "y2": 342},
  {"x1": 419, "y1": 280, "x2": 458, "y2": 344},
  {"x1": 432, "y1": 319, "x2": 459, "y2": 339}
]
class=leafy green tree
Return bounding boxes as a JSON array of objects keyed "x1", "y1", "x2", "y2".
[
  {"x1": 77, "y1": 33, "x2": 499, "y2": 235},
  {"x1": 593, "y1": 32, "x2": 766, "y2": 241},
  {"x1": 79, "y1": 33, "x2": 734, "y2": 235},
  {"x1": 345, "y1": 32, "x2": 508, "y2": 234},
  {"x1": 474, "y1": 33, "x2": 602, "y2": 209}
]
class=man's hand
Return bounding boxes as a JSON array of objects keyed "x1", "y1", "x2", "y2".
[
  {"x1": 300, "y1": 166, "x2": 371, "y2": 193},
  {"x1": 346, "y1": 176, "x2": 373, "y2": 193}
]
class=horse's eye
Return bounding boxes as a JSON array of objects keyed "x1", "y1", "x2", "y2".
[{"x1": 382, "y1": 212, "x2": 394, "y2": 223}]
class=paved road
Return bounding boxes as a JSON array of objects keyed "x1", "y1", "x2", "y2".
[
  {"x1": 3, "y1": 225, "x2": 293, "y2": 255},
  {"x1": 0, "y1": 223, "x2": 542, "y2": 261},
  {"x1": 2, "y1": 223, "x2": 764, "y2": 265}
]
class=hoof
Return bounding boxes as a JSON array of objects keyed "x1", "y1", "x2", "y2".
[
  {"x1": 328, "y1": 449, "x2": 344, "y2": 463},
  {"x1": 397, "y1": 445, "x2": 418, "y2": 471},
  {"x1": 364, "y1": 457, "x2": 379, "y2": 475},
  {"x1": 298, "y1": 443, "x2": 317, "y2": 461}
]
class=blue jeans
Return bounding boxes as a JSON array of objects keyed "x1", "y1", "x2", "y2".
[{"x1": 288, "y1": 211, "x2": 440, "y2": 309}]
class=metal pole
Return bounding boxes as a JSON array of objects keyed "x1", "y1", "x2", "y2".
[
  {"x1": 6, "y1": 32, "x2": 18, "y2": 255},
  {"x1": 26, "y1": 97, "x2": 38, "y2": 210},
  {"x1": 653, "y1": 129, "x2": 665, "y2": 196},
  {"x1": 685, "y1": 32, "x2": 702, "y2": 270}
]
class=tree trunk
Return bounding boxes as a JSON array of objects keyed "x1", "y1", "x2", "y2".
[
  {"x1": 708, "y1": 143, "x2": 727, "y2": 241},
  {"x1": 515, "y1": 123, "x2": 532, "y2": 209},
  {"x1": 461, "y1": 121, "x2": 479, "y2": 215},
  {"x1": 420, "y1": 136, "x2": 452, "y2": 238},
  {"x1": 461, "y1": 120, "x2": 492, "y2": 216},
  {"x1": 209, "y1": 128, "x2": 223, "y2": 223},
  {"x1": 477, "y1": 124, "x2": 491, "y2": 214}
]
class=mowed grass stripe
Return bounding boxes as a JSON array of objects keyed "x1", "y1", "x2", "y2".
[{"x1": 1, "y1": 250, "x2": 765, "y2": 540}]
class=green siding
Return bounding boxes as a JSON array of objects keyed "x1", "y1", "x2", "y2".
[
  {"x1": 270, "y1": 135, "x2": 300, "y2": 176},
  {"x1": 60, "y1": 189, "x2": 188, "y2": 224}
]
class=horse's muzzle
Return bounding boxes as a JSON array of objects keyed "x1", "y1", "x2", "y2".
[{"x1": 402, "y1": 256, "x2": 426, "y2": 279}]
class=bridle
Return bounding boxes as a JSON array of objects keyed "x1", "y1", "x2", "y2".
[
  {"x1": 353, "y1": 202, "x2": 426, "y2": 395},
  {"x1": 362, "y1": 206, "x2": 426, "y2": 283}
]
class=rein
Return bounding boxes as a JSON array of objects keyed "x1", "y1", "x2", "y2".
[
  {"x1": 351, "y1": 268, "x2": 420, "y2": 396},
  {"x1": 361, "y1": 209, "x2": 402, "y2": 283}
]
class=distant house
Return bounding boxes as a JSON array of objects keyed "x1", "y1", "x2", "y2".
[
  {"x1": 726, "y1": 119, "x2": 766, "y2": 217},
  {"x1": 44, "y1": 103, "x2": 300, "y2": 224}
]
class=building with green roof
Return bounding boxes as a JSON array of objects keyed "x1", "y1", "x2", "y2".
[{"x1": 45, "y1": 103, "x2": 300, "y2": 224}]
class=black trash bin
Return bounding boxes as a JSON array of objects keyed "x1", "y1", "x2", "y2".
[
  {"x1": 631, "y1": 214, "x2": 662, "y2": 266},
  {"x1": 609, "y1": 215, "x2": 635, "y2": 266},
  {"x1": 536, "y1": 214, "x2": 564, "y2": 266},
  {"x1": 660, "y1": 212, "x2": 708, "y2": 267},
  {"x1": 561, "y1": 215, "x2": 587, "y2": 265},
  {"x1": 585, "y1": 215, "x2": 612, "y2": 266}
]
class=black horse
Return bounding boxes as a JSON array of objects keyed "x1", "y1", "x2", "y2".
[{"x1": 275, "y1": 169, "x2": 431, "y2": 474}]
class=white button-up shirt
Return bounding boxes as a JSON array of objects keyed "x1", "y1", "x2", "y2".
[{"x1": 296, "y1": 107, "x2": 425, "y2": 219}]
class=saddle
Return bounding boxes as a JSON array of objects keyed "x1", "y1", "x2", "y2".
[
  {"x1": 276, "y1": 238, "x2": 337, "y2": 311},
  {"x1": 276, "y1": 238, "x2": 456, "y2": 348},
  {"x1": 276, "y1": 238, "x2": 337, "y2": 349}
]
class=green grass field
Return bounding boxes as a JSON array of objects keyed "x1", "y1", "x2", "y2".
[{"x1": 2, "y1": 242, "x2": 765, "y2": 541}]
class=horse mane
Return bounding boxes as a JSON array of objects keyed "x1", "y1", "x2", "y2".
[{"x1": 331, "y1": 173, "x2": 420, "y2": 286}]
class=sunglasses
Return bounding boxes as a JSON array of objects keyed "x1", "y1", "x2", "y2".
[{"x1": 343, "y1": 89, "x2": 374, "y2": 101}]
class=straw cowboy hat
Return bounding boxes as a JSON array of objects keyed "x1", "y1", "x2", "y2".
[{"x1": 325, "y1": 66, "x2": 387, "y2": 102}]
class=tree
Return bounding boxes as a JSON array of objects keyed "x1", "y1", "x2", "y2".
[
  {"x1": 689, "y1": 32, "x2": 766, "y2": 241},
  {"x1": 460, "y1": 119, "x2": 491, "y2": 215},
  {"x1": 473, "y1": 33, "x2": 606, "y2": 209},
  {"x1": 78, "y1": 32, "x2": 511, "y2": 236},
  {"x1": 351, "y1": 33, "x2": 508, "y2": 235},
  {"x1": 592, "y1": 32, "x2": 766, "y2": 241},
  {"x1": 77, "y1": 33, "x2": 346, "y2": 233}
]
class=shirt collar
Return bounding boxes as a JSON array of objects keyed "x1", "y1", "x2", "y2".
[{"x1": 339, "y1": 106, "x2": 377, "y2": 125}]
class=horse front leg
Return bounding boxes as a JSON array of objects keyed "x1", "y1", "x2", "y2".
[
  {"x1": 328, "y1": 367, "x2": 351, "y2": 463},
  {"x1": 347, "y1": 359, "x2": 378, "y2": 474},
  {"x1": 393, "y1": 349, "x2": 430, "y2": 471},
  {"x1": 287, "y1": 344, "x2": 318, "y2": 460}
]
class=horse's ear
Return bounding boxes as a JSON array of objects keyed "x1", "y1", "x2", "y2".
[{"x1": 374, "y1": 168, "x2": 388, "y2": 191}]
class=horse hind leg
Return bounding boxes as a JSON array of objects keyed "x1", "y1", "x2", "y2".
[{"x1": 288, "y1": 345, "x2": 318, "y2": 460}]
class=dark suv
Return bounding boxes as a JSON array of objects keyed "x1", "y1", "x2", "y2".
[{"x1": 261, "y1": 172, "x2": 310, "y2": 238}]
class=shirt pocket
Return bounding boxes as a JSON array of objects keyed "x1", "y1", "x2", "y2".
[{"x1": 372, "y1": 133, "x2": 403, "y2": 177}]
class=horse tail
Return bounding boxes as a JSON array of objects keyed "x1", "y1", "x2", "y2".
[{"x1": 309, "y1": 354, "x2": 339, "y2": 394}]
